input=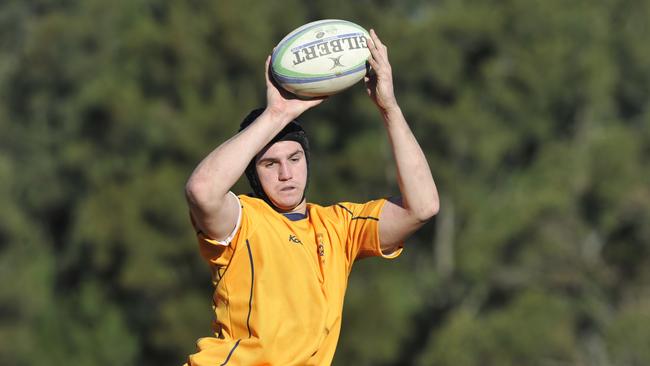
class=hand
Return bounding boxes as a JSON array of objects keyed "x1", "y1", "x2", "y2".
[
  {"x1": 365, "y1": 29, "x2": 398, "y2": 113},
  {"x1": 264, "y1": 56, "x2": 326, "y2": 123}
]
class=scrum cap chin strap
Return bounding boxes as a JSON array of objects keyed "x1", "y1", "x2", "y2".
[{"x1": 239, "y1": 108, "x2": 310, "y2": 211}]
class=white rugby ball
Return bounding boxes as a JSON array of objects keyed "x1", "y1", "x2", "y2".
[{"x1": 271, "y1": 19, "x2": 371, "y2": 97}]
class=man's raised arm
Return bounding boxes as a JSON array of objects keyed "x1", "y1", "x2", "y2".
[
  {"x1": 185, "y1": 57, "x2": 325, "y2": 241},
  {"x1": 364, "y1": 29, "x2": 440, "y2": 253}
]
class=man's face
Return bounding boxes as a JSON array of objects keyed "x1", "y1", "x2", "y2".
[{"x1": 255, "y1": 140, "x2": 307, "y2": 212}]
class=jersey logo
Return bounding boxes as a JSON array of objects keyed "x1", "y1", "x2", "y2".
[{"x1": 288, "y1": 234, "x2": 303, "y2": 245}]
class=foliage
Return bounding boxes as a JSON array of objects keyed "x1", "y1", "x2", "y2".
[{"x1": 1, "y1": 0, "x2": 649, "y2": 365}]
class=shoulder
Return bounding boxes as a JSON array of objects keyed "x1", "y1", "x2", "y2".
[
  {"x1": 234, "y1": 194, "x2": 281, "y2": 236},
  {"x1": 238, "y1": 194, "x2": 262, "y2": 207},
  {"x1": 238, "y1": 194, "x2": 274, "y2": 214},
  {"x1": 307, "y1": 202, "x2": 346, "y2": 218},
  {"x1": 335, "y1": 199, "x2": 387, "y2": 218},
  {"x1": 309, "y1": 199, "x2": 388, "y2": 222},
  {"x1": 238, "y1": 194, "x2": 297, "y2": 226}
]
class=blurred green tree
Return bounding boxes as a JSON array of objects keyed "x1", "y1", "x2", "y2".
[{"x1": 1, "y1": 0, "x2": 649, "y2": 365}]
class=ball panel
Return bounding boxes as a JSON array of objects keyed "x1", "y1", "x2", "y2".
[
  {"x1": 273, "y1": 63, "x2": 367, "y2": 84},
  {"x1": 271, "y1": 19, "x2": 371, "y2": 97},
  {"x1": 280, "y1": 70, "x2": 367, "y2": 97},
  {"x1": 272, "y1": 22, "x2": 369, "y2": 77},
  {"x1": 273, "y1": 40, "x2": 369, "y2": 77}
]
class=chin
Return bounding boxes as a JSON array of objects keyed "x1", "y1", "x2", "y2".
[
  {"x1": 271, "y1": 196, "x2": 304, "y2": 212},
  {"x1": 275, "y1": 201, "x2": 301, "y2": 212}
]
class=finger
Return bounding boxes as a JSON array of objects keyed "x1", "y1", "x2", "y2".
[
  {"x1": 314, "y1": 96, "x2": 329, "y2": 104},
  {"x1": 369, "y1": 29, "x2": 380, "y2": 44},
  {"x1": 369, "y1": 29, "x2": 386, "y2": 51},
  {"x1": 366, "y1": 37, "x2": 378, "y2": 58},
  {"x1": 366, "y1": 34, "x2": 387, "y2": 65},
  {"x1": 368, "y1": 57, "x2": 387, "y2": 78},
  {"x1": 304, "y1": 95, "x2": 328, "y2": 107},
  {"x1": 367, "y1": 54, "x2": 378, "y2": 69},
  {"x1": 264, "y1": 55, "x2": 273, "y2": 84},
  {"x1": 366, "y1": 32, "x2": 381, "y2": 56},
  {"x1": 366, "y1": 32, "x2": 376, "y2": 50},
  {"x1": 366, "y1": 41, "x2": 380, "y2": 63}
]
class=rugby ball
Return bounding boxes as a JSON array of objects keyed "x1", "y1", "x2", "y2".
[{"x1": 271, "y1": 19, "x2": 371, "y2": 97}]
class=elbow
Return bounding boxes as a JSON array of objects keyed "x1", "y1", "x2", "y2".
[
  {"x1": 185, "y1": 174, "x2": 231, "y2": 214},
  {"x1": 413, "y1": 198, "x2": 440, "y2": 223},
  {"x1": 185, "y1": 176, "x2": 210, "y2": 205},
  {"x1": 430, "y1": 199, "x2": 441, "y2": 218}
]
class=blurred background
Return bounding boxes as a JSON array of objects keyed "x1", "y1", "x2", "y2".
[{"x1": 1, "y1": 0, "x2": 649, "y2": 365}]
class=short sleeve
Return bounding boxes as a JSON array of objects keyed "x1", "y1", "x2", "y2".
[
  {"x1": 202, "y1": 192, "x2": 242, "y2": 246},
  {"x1": 192, "y1": 192, "x2": 243, "y2": 266},
  {"x1": 339, "y1": 199, "x2": 404, "y2": 262}
]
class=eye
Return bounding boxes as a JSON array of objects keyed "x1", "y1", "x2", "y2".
[{"x1": 264, "y1": 162, "x2": 275, "y2": 168}]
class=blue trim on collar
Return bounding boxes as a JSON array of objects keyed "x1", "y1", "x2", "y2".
[{"x1": 283, "y1": 212, "x2": 308, "y2": 221}]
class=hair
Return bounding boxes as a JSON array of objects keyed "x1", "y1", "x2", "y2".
[{"x1": 239, "y1": 108, "x2": 310, "y2": 208}]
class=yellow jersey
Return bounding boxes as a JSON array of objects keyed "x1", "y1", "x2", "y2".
[{"x1": 186, "y1": 195, "x2": 402, "y2": 366}]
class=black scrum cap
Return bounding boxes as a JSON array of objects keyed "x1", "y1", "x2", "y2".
[{"x1": 239, "y1": 108, "x2": 310, "y2": 208}]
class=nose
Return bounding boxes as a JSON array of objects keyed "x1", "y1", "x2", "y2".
[{"x1": 278, "y1": 162, "x2": 292, "y2": 181}]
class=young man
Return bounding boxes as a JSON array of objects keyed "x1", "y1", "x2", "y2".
[{"x1": 184, "y1": 29, "x2": 439, "y2": 366}]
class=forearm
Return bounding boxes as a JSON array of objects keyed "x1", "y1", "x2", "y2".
[
  {"x1": 383, "y1": 106, "x2": 439, "y2": 221},
  {"x1": 185, "y1": 108, "x2": 293, "y2": 209}
]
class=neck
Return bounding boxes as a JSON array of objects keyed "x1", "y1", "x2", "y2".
[{"x1": 274, "y1": 197, "x2": 307, "y2": 215}]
